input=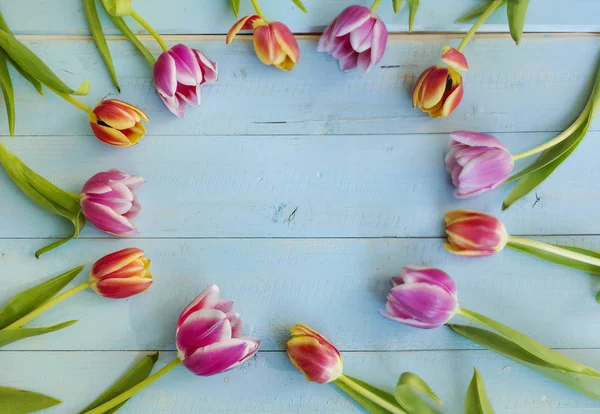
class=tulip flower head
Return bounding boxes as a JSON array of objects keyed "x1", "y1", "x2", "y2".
[
  {"x1": 154, "y1": 44, "x2": 218, "y2": 117},
  {"x1": 89, "y1": 100, "x2": 149, "y2": 147},
  {"x1": 80, "y1": 169, "x2": 144, "y2": 237},
  {"x1": 89, "y1": 248, "x2": 153, "y2": 299},
  {"x1": 287, "y1": 324, "x2": 343, "y2": 384},
  {"x1": 226, "y1": 15, "x2": 300, "y2": 71},
  {"x1": 379, "y1": 266, "x2": 459, "y2": 329},
  {"x1": 446, "y1": 131, "x2": 514, "y2": 198},
  {"x1": 317, "y1": 5, "x2": 388, "y2": 75},
  {"x1": 444, "y1": 210, "x2": 509, "y2": 257},
  {"x1": 176, "y1": 285, "x2": 260, "y2": 376}
]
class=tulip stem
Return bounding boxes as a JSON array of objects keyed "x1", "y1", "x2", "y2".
[
  {"x1": 53, "y1": 91, "x2": 92, "y2": 113},
  {"x1": 457, "y1": 0, "x2": 504, "y2": 53},
  {"x1": 130, "y1": 10, "x2": 169, "y2": 52},
  {"x1": 370, "y1": 0, "x2": 382, "y2": 12},
  {"x1": 250, "y1": 0, "x2": 266, "y2": 20},
  {"x1": 507, "y1": 236, "x2": 600, "y2": 267},
  {"x1": 83, "y1": 357, "x2": 182, "y2": 414},
  {"x1": 3, "y1": 282, "x2": 90, "y2": 330},
  {"x1": 334, "y1": 375, "x2": 407, "y2": 414}
]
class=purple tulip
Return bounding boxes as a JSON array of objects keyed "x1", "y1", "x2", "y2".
[
  {"x1": 445, "y1": 131, "x2": 514, "y2": 198},
  {"x1": 176, "y1": 285, "x2": 260, "y2": 376},
  {"x1": 80, "y1": 169, "x2": 144, "y2": 236},
  {"x1": 379, "y1": 266, "x2": 459, "y2": 329},
  {"x1": 153, "y1": 44, "x2": 218, "y2": 117},
  {"x1": 317, "y1": 5, "x2": 388, "y2": 74}
]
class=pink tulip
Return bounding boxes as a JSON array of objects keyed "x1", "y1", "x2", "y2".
[
  {"x1": 176, "y1": 285, "x2": 260, "y2": 376},
  {"x1": 317, "y1": 5, "x2": 388, "y2": 74},
  {"x1": 444, "y1": 210, "x2": 509, "y2": 257},
  {"x1": 446, "y1": 131, "x2": 514, "y2": 198},
  {"x1": 89, "y1": 248, "x2": 153, "y2": 299},
  {"x1": 153, "y1": 44, "x2": 218, "y2": 117},
  {"x1": 80, "y1": 169, "x2": 144, "y2": 236}
]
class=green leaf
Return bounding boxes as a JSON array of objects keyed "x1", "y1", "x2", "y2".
[
  {"x1": 109, "y1": 15, "x2": 156, "y2": 65},
  {"x1": 506, "y1": 0, "x2": 529, "y2": 45},
  {"x1": 0, "y1": 266, "x2": 84, "y2": 329},
  {"x1": 84, "y1": 0, "x2": 120, "y2": 91},
  {"x1": 394, "y1": 372, "x2": 442, "y2": 414},
  {"x1": 0, "y1": 320, "x2": 77, "y2": 348},
  {"x1": 506, "y1": 240, "x2": 600, "y2": 274},
  {"x1": 101, "y1": 0, "x2": 132, "y2": 16},
  {"x1": 456, "y1": 1, "x2": 506, "y2": 23},
  {"x1": 79, "y1": 352, "x2": 159, "y2": 414},
  {"x1": 407, "y1": 0, "x2": 420, "y2": 32},
  {"x1": 0, "y1": 386, "x2": 61, "y2": 413},
  {"x1": 230, "y1": 0, "x2": 241, "y2": 17},
  {"x1": 334, "y1": 376, "x2": 405, "y2": 414},
  {"x1": 465, "y1": 368, "x2": 495, "y2": 414},
  {"x1": 292, "y1": 0, "x2": 308, "y2": 13},
  {"x1": 393, "y1": 0, "x2": 403, "y2": 13},
  {"x1": 0, "y1": 50, "x2": 15, "y2": 137}
]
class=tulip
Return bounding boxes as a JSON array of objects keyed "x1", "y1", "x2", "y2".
[
  {"x1": 80, "y1": 169, "x2": 144, "y2": 236},
  {"x1": 379, "y1": 266, "x2": 459, "y2": 329},
  {"x1": 226, "y1": 15, "x2": 300, "y2": 71},
  {"x1": 445, "y1": 131, "x2": 514, "y2": 198},
  {"x1": 317, "y1": 5, "x2": 388, "y2": 74},
  {"x1": 89, "y1": 100, "x2": 149, "y2": 147},
  {"x1": 413, "y1": 60, "x2": 465, "y2": 118},
  {"x1": 444, "y1": 210, "x2": 509, "y2": 257},
  {"x1": 287, "y1": 324, "x2": 343, "y2": 384},
  {"x1": 89, "y1": 248, "x2": 153, "y2": 299},
  {"x1": 153, "y1": 44, "x2": 218, "y2": 117}
]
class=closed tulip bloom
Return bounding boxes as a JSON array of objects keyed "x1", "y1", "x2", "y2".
[
  {"x1": 80, "y1": 169, "x2": 144, "y2": 236},
  {"x1": 176, "y1": 285, "x2": 260, "y2": 376},
  {"x1": 89, "y1": 248, "x2": 153, "y2": 299},
  {"x1": 154, "y1": 44, "x2": 218, "y2": 117},
  {"x1": 317, "y1": 5, "x2": 388, "y2": 74},
  {"x1": 445, "y1": 210, "x2": 509, "y2": 256},
  {"x1": 89, "y1": 100, "x2": 149, "y2": 147},
  {"x1": 446, "y1": 131, "x2": 514, "y2": 198},
  {"x1": 287, "y1": 324, "x2": 343, "y2": 384},
  {"x1": 226, "y1": 15, "x2": 300, "y2": 71},
  {"x1": 379, "y1": 266, "x2": 459, "y2": 329}
]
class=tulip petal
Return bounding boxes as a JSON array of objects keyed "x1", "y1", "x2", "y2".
[
  {"x1": 412, "y1": 66, "x2": 435, "y2": 108},
  {"x1": 182, "y1": 338, "x2": 259, "y2": 376},
  {"x1": 338, "y1": 53, "x2": 358, "y2": 71},
  {"x1": 456, "y1": 150, "x2": 513, "y2": 197},
  {"x1": 120, "y1": 122, "x2": 146, "y2": 146},
  {"x1": 271, "y1": 22, "x2": 300, "y2": 64},
  {"x1": 334, "y1": 5, "x2": 372, "y2": 36},
  {"x1": 178, "y1": 284, "x2": 221, "y2": 327},
  {"x1": 226, "y1": 15, "x2": 262, "y2": 44},
  {"x1": 215, "y1": 299, "x2": 234, "y2": 313},
  {"x1": 440, "y1": 84, "x2": 464, "y2": 117},
  {"x1": 357, "y1": 51, "x2": 372, "y2": 75},
  {"x1": 253, "y1": 25, "x2": 283, "y2": 65},
  {"x1": 226, "y1": 312, "x2": 243, "y2": 338},
  {"x1": 90, "y1": 123, "x2": 132, "y2": 147},
  {"x1": 108, "y1": 100, "x2": 149, "y2": 122},
  {"x1": 441, "y1": 46, "x2": 469, "y2": 72},
  {"x1": 379, "y1": 309, "x2": 444, "y2": 329},
  {"x1": 169, "y1": 44, "x2": 203, "y2": 86},
  {"x1": 387, "y1": 283, "x2": 458, "y2": 326},
  {"x1": 370, "y1": 18, "x2": 387, "y2": 65},
  {"x1": 91, "y1": 248, "x2": 145, "y2": 279},
  {"x1": 195, "y1": 51, "x2": 218, "y2": 84},
  {"x1": 317, "y1": 17, "x2": 338, "y2": 53},
  {"x1": 176, "y1": 84, "x2": 201, "y2": 107},
  {"x1": 81, "y1": 199, "x2": 138, "y2": 236},
  {"x1": 177, "y1": 309, "x2": 232, "y2": 357},
  {"x1": 392, "y1": 266, "x2": 457, "y2": 296},
  {"x1": 93, "y1": 102, "x2": 137, "y2": 129},
  {"x1": 93, "y1": 276, "x2": 152, "y2": 299},
  {"x1": 420, "y1": 67, "x2": 448, "y2": 109},
  {"x1": 153, "y1": 52, "x2": 177, "y2": 98},
  {"x1": 159, "y1": 94, "x2": 187, "y2": 118},
  {"x1": 450, "y1": 131, "x2": 506, "y2": 150},
  {"x1": 444, "y1": 242, "x2": 496, "y2": 257},
  {"x1": 349, "y1": 18, "x2": 375, "y2": 53},
  {"x1": 275, "y1": 56, "x2": 297, "y2": 71},
  {"x1": 331, "y1": 36, "x2": 355, "y2": 60}
]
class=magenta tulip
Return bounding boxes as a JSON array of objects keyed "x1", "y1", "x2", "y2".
[
  {"x1": 317, "y1": 5, "x2": 388, "y2": 74},
  {"x1": 80, "y1": 169, "x2": 144, "y2": 236}
]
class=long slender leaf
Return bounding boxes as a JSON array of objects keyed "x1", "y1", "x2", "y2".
[
  {"x1": 0, "y1": 266, "x2": 84, "y2": 329},
  {"x1": 456, "y1": 1, "x2": 506, "y2": 23},
  {"x1": 506, "y1": 239, "x2": 600, "y2": 274},
  {"x1": 465, "y1": 368, "x2": 495, "y2": 414},
  {"x1": 407, "y1": 0, "x2": 420, "y2": 32},
  {"x1": 292, "y1": 0, "x2": 308, "y2": 13},
  {"x1": 506, "y1": 0, "x2": 529, "y2": 45},
  {"x1": 79, "y1": 352, "x2": 159, "y2": 414},
  {"x1": 84, "y1": 0, "x2": 120, "y2": 91},
  {"x1": 0, "y1": 386, "x2": 61, "y2": 413},
  {"x1": 109, "y1": 15, "x2": 156, "y2": 65},
  {"x1": 230, "y1": 0, "x2": 241, "y2": 17},
  {"x1": 0, "y1": 50, "x2": 15, "y2": 137},
  {"x1": 345, "y1": 375, "x2": 403, "y2": 410},
  {"x1": 393, "y1": 0, "x2": 403, "y2": 13},
  {"x1": 0, "y1": 320, "x2": 77, "y2": 348},
  {"x1": 394, "y1": 372, "x2": 442, "y2": 414},
  {"x1": 333, "y1": 377, "x2": 404, "y2": 414}
]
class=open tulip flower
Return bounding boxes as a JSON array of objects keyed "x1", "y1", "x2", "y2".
[
  {"x1": 380, "y1": 266, "x2": 600, "y2": 401},
  {"x1": 89, "y1": 100, "x2": 149, "y2": 147}
]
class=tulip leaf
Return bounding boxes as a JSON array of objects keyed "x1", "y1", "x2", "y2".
[
  {"x1": 506, "y1": 0, "x2": 529, "y2": 45},
  {"x1": 407, "y1": 0, "x2": 420, "y2": 32},
  {"x1": 292, "y1": 0, "x2": 308, "y2": 13},
  {"x1": 0, "y1": 320, "x2": 77, "y2": 348},
  {"x1": 0, "y1": 386, "x2": 61, "y2": 413},
  {"x1": 84, "y1": 0, "x2": 120, "y2": 91},
  {"x1": 465, "y1": 368, "x2": 495, "y2": 414},
  {"x1": 79, "y1": 352, "x2": 159, "y2": 414},
  {"x1": 393, "y1": 0, "x2": 403, "y2": 13},
  {"x1": 334, "y1": 376, "x2": 405, "y2": 414},
  {"x1": 109, "y1": 15, "x2": 156, "y2": 65},
  {"x1": 0, "y1": 266, "x2": 84, "y2": 330},
  {"x1": 0, "y1": 50, "x2": 15, "y2": 137},
  {"x1": 394, "y1": 372, "x2": 442, "y2": 414},
  {"x1": 455, "y1": 1, "x2": 507, "y2": 23},
  {"x1": 230, "y1": 0, "x2": 240, "y2": 17},
  {"x1": 101, "y1": 0, "x2": 132, "y2": 16}
]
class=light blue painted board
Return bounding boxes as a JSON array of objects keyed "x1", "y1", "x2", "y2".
[
  {"x1": 3, "y1": 350, "x2": 600, "y2": 413},
  {"x1": 4, "y1": 0, "x2": 600, "y2": 35},
  {"x1": 1, "y1": 132, "x2": 600, "y2": 239},
  {"x1": 2, "y1": 237, "x2": 600, "y2": 351},
  {"x1": 0, "y1": 36, "x2": 598, "y2": 137}
]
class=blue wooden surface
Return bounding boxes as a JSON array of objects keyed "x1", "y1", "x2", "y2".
[{"x1": 1, "y1": 1, "x2": 600, "y2": 413}]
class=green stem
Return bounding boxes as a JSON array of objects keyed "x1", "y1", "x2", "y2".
[
  {"x1": 3, "y1": 282, "x2": 90, "y2": 330},
  {"x1": 250, "y1": 0, "x2": 266, "y2": 20},
  {"x1": 457, "y1": 0, "x2": 504, "y2": 53},
  {"x1": 507, "y1": 236, "x2": 600, "y2": 267},
  {"x1": 512, "y1": 100, "x2": 592, "y2": 161},
  {"x1": 53, "y1": 91, "x2": 92, "y2": 113},
  {"x1": 130, "y1": 10, "x2": 169, "y2": 52},
  {"x1": 334, "y1": 375, "x2": 406, "y2": 414},
  {"x1": 370, "y1": 0, "x2": 382, "y2": 12},
  {"x1": 83, "y1": 357, "x2": 182, "y2": 414}
]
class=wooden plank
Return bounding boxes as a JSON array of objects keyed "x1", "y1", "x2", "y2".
[
  {"x1": 2, "y1": 237, "x2": 599, "y2": 351},
  {"x1": 0, "y1": 36, "x2": 598, "y2": 138},
  {"x1": 4, "y1": 0, "x2": 600, "y2": 35},
  {"x1": 1, "y1": 132, "x2": 599, "y2": 239},
  {"x1": 3, "y1": 349, "x2": 600, "y2": 413}
]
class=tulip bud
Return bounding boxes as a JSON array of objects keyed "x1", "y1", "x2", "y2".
[
  {"x1": 101, "y1": 0, "x2": 131, "y2": 16},
  {"x1": 379, "y1": 266, "x2": 459, "y2": 329},
  {"x1": 80, "y1": 169, "x2": 144, "y2": 236},
  {"x1": 176, "y1": 285, "x2": 260, "y2": 376},
  {"x1": 445, "y1": 131, "x2": 514, "y2": 198},
  {"x1": 444, "y1": 210, "x2": 509, "y2": 256},
  {"x1": 89, "y1": 248, "x2": 153, "y2": 299},
  {"x1": 89, "y1": 100, "x2": 149, "y2": 147},
  {"x1": 317, "y1": 5, "x2": 388, "y2": 75},
  {"x1": 286, "y1": 324, "x2": 343, "y2": 384}
]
